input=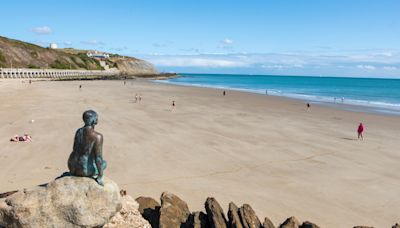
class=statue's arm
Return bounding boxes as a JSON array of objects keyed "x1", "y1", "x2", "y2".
[{"x1": 94, "y1": 133, "x2": 104, "y2": 182}]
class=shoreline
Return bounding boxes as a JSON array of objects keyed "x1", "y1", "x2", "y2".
[
  {"x1": 155, "y1": 76, "x2": 400, "y2": 116},
  {"x1": 0, "y1": 79, "x2": 399, "y2": 227}
]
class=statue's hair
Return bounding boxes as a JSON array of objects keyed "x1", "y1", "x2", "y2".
[{"x1": 82, "y1": 110, "x2": 98, "y2": 126}]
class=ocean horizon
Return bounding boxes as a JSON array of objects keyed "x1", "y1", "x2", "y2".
[{"x1": 157, "y1": 73, "x2": 400, "y2": 115}]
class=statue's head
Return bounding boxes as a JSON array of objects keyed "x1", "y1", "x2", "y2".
[{"x1": 83, "y1": 110, "x2": 98, "y2": 127}]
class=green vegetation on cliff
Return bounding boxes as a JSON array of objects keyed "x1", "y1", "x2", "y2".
[
  {"x1": 0, "y1": 36, "x2": 160, "y2": 76},
  {"x1": 0, "y1": 36, "x2": 103, "y2": 70}
]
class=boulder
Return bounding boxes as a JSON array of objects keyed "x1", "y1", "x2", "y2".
[
  {"x1": 228, "y1": 202, "x2": 243, "y2": 228},
  {"x1": 188, "y1": 211, "x2": 210, "y2": 228},
  {"x1": 263, "y1": 217, "x2": 275, "y2": 228},
  {"x1": 0, "y1": 176, "x2": 121, "y2": 228},
  {"x1": 279, "y1": 216, "x2": 300, "y2": 228},
  {"x1": 159, "y1": 192, "x2": 191, "y2": 228},
  {"x1": 299, "y1": 221, "x2": 320, "y2": 228},
  {"x1": 205, "y1": 197, "x2": 227, "y2": 228},
  {"x1": 136, "y1": 196, "x2": 160, "y2": 228},
  {"x1": 393, "y1": 224, "x2": 400, "y2": 228},
  {"x1": 238, "y1": 204, "x2": 262, "y2": 228},
  {"x1": 104, "y1": 194, "x2": 151, "y2": 228}
]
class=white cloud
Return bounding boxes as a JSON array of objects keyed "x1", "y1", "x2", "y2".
[
  {"x1": 32, "y1": 26, "x2": 52, "y2": 35},
  {"x1": 149, "y1": 56, "x2": 248, "y2": 68},
  {"x1": 81, "y1": 40, "x2": 105, "y2": 46},
  {"x1": 138, "y1": 50, "x2": 400, "y2": 77},
  {"x1": 223, "y1": 38, "x2": 233, "y2": 45},
  {"x1": 356, "y1": 65, "x2": 376, "y2": 70}
]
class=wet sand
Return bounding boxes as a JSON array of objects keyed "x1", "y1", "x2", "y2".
[{"x1": 0, "y1": 79, "x2": 399, "y2": 227}]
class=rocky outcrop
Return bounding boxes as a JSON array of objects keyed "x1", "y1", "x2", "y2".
[
  {"x1": 114, "y1": 57, "x2": 159, "y2": 76},
  {"x1": 159, "y1": 192, "x2": 191, "y2": 228},
  {"x1": 239, "y1": 204, "x2": 262, "y2": 228},
  {"x1": 280, "y1": 217, "x2": 300, "y2": 228},
  {"x1": 189, "y1": 211, "x2": 209, "y2": 228},
  {"x1": 228, "y1": 202, "x2": 243, "y2": 228},
  {"x1": 299, "y1": 221, "x2": 320, "y2": 228},
  {"x1": 136, "y1": 196, "x2": 161, "y2": 228},
  {"x1": 205, "y1": 197, "x2": 228, "y2": 228},
  {"x1": 263, "y1": 217, "x2": 276, "y2": 228},
  {"x1": 0, "y1": 176, "x2": 121, "y2": 228},
  {"x1": 104, "y1": 194, "x2": 151, "y2": 228}
]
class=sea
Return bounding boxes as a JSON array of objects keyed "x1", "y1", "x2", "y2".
[{"x1": 156, "y1": 73, "x2": 400, "y2": 115}]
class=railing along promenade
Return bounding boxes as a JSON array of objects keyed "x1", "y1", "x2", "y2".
[{"x1": 0, "y1": 68, "x2": 117, "y2": 79}]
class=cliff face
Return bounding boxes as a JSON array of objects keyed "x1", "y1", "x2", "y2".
[
  {"x1": 0, "y1": 36, "x2": 103, "y2": 70},
  {"x1": 0, "y1": 36, "x2": 159, "y2": 76},
  {"x1": 113, "y1": 57, "x2": 159, "y2": 76}
]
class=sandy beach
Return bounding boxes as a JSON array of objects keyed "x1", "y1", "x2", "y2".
[{"x1": 0, "y1": 79, "x2": 399, "y2": 227}]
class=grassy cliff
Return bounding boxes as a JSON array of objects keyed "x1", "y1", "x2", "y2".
[
  {"x1": 0, "y1": 36, "x2": 159, "y2": 76},
  {"x1": 0, "y1": 36, "x2": 102, "y2": 70}
]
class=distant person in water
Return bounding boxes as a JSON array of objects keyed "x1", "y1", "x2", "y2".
[
  {"x1": 357, "y1": 123, "x2": 364, "y2": 140},
  {"x1": 265, "y1": 89, "x2": 268, "y2": 95},
  {"x1": 223, "y1": 90, "x2": 226, "y2": 96},
  {"x1": 306, "y1": 103, "x2": 311, "y2": 111},
  {"x1": 172, "y1": 100, "x2": 176, "y2": 111}
]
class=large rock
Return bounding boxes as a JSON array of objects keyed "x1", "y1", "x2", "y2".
[
  {"x1": 104, "y1": 195, "x2": 151, "y2": 228},
  {"x1": 239, "y1": 204, "x2": 262, "y2": 228},
  {"x1": 159, "y1": 192, "x2": 191, "y2": 228},
  {"x1": 136, "y1": 196, "x2": 161, "y2": 228},
  {"x1": 263, "y1": 217, "x2": 275, "y2": 228},
  {"x1": 205, "y1": 197, "x2": 227, "y2": 228},
  {"x1": 279, "y1": 217, "x2": 300, "y2": 228},
  {"x1": 299, "y1": 221, "x2": 320, "y2": 228},
  {"x1": 0, "y1": 176, "x2": 121, "y2": 228},
  {"x1": 188, "y1": 211, "x2": 210, "y2": 228},
  {"x1": 228, "y1": 202, "x2": 243, "y2": 228}
]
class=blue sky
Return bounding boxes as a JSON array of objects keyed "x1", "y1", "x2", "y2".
[{"x1": 1, "y1": 0, "x2": 399, "y2": 77}]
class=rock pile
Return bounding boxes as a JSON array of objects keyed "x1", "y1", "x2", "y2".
[
  {"x1": 1, "y1": 182, "x2": 399, "y2": 228},
  {"x1": 136, "y1": 191, "x2": 320, "y2": 228},
  {"x1": 0, "y1": 176, "x2": 149, "y2": 228},
  {"x1": 136, "y1": 192, "x2": 399, "y2": 228}
]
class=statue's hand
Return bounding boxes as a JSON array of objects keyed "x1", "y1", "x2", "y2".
[{"x1": 96, "y1": 176, "x2": 104, "y2": 186}]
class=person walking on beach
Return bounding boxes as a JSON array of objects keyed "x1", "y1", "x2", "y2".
[
  {"x1": 139, "y1": 94, "x2": 142, "y2": 102},
  {"x1": 172, "y1": 100, "x2": 176, "y2": 111},
  {"x1": 223, "y1": 90, "x2": 226, "y2": 96},
  {"x1": 357, "y1": 123, "x2": 364, "y2": 140},
  {"x1": 135, "y1": 93, "x2": 138, "y2": 103},
  {"x1": 265, "y1": 89, "x2": 268, "y2": 95},
  {"x1": 79, "y1": 85, "x2": 82, "y2": 90},
  {"x1": 306, "y1": 103, "x2": 311, "y2": 111}
]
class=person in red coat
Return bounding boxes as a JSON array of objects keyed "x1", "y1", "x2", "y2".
[{"x1": 357, "y1": 123, "x2": 364, "y2": 140}]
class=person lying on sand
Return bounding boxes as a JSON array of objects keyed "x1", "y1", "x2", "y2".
[{"x1": 10, "y1": 134, "x2": 32, "y2": 142}]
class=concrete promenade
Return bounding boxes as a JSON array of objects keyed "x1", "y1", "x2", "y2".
[{"x1": 0, "y1": 68, "x2": 117, "y2": 79}]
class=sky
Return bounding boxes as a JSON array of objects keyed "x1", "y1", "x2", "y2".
[{"x1": 1, "y1": 0, "x2": 399, "y2": 77}]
